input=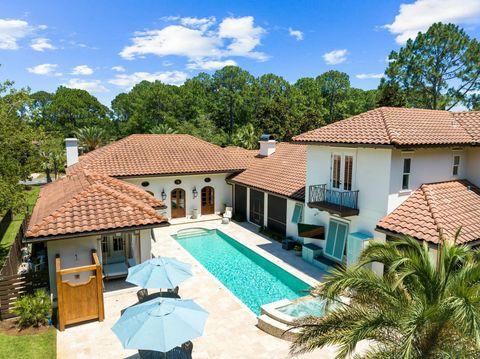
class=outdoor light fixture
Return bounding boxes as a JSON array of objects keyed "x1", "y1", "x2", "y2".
[
  {"x1": 192, "y1": 186, "x2": 198, "y2": 198},
  {"x1": 161, "y1": 189, "x2": 167, "y2": 201}
]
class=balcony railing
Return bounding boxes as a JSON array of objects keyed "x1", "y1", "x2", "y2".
[{"x1": 308, "y1": 184, "x2": 359, "y2": 217}]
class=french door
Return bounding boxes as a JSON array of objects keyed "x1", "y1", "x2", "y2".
[
  {"x1": 201, "y1": 186, "x2": 215, "y2": 215},
  {"x1": 331, "y1": 153, "x2": 354, "y2": 191},
  {"x1": 171, "y1": 188, "x2": 186, "y2": 218},
  {"x1": 324, "y1": 219, "x2": 349, "y2": 262}
]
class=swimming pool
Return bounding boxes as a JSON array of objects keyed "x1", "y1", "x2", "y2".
[{"x1": 174, "y1": 228, "x2": 311, "y2": 315}]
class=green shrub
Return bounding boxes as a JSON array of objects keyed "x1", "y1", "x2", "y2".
[{"x1": 12, "y1": 289, "x2": 51, "y2": 328}]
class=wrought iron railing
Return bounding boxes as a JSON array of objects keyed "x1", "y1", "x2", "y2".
[{"x1": 308, "y1": 184, "x2": 359, "y2": 210}]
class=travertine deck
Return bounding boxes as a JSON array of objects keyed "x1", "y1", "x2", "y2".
[{"x1": 57, "y1": 220, "x2": 357, "y2": 358}]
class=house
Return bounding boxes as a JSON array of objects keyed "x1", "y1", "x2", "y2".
[
  {"x1": 25, "y1": 134, "x2": 307, "y2": 306},
  {"x1": 293, "y1": 107, "x2": 480, "y2": 272}
]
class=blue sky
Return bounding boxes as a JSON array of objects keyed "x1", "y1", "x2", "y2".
[{"x1": 1, "y1": 0, "x2": 479, "y2": 105}]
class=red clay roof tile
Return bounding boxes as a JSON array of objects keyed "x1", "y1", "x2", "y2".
[
  {"x1": 377, "y1": 180, "x2": 480, "y2": 244},
  {"x1": 294, "y1": 107, "x2": 480, "y2": 146},
  {"x1": 26, "y1": 170, "x2": 168, "y2": 239},
  {"x1": 228, "y1": 143, "x2": 306, "y2": 201}
]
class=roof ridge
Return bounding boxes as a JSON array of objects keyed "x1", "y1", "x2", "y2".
[
  {"x1": 378, "y1": 107, "x2": 394, "y2": 144},
  {"x1": 421, "y1": 184, "x2": 445, "y2": 241}
]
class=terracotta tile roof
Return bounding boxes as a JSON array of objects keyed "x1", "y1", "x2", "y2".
[
  {"x1": 293, "y1": 107, "x2": 480, "y2": 147},
  {"x1": 72, "y1": 134, "x2": 252, "y2": 177},
  {"x1": 26, "y1": 170, "x2": 168, "y2": 240},
  {"x1": 228, "y1": 143, "x2": 306, "y2": 201},
  {"x1": 377, "y1": 180, "x2": 480, "y2": 245}
]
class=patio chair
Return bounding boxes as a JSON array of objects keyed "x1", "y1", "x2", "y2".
[
  {"x1": 222, "y1": 207, "x2": 232, "y2": 224},
  {"x1": 137, "y1": 288, "x2": 149, "y2": 302}
]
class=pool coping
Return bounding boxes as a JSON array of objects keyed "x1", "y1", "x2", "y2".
[{"x1": 171, "y1": 225, "x2": 322, "y2": 319}]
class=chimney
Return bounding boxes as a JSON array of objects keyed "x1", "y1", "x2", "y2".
[
  {"x1": 65, "y1": 138, "x2": 79, "y2": 167},
  {"x1": 259, "y1": 134, "x2": 276, "y2": 157}
]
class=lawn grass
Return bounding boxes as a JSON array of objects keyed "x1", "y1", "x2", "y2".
[
  {"x1": 0, "y1": 186, "x2": 40, "y2": 265},
  {"x1": 0, "y1": 328, "x2": 56, "y2": 359}
]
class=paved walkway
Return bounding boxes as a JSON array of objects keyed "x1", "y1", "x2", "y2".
[{"x1": 57, "y1": 220, "x2": 362, "y2": 358}]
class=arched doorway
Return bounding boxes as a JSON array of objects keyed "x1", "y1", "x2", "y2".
[
  {"x1": 201, "y1": 186, "x2": 215, "y2": 215},
  {"x1": 171, "y1": 188, "x2": 186, "y2": 218}
]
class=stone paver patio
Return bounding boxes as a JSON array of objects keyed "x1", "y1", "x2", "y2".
[{"x1": 57, "y1": 219, "x2": 362, "y2": 358}]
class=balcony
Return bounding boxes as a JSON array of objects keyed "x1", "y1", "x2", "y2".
[{"x1": 308, "y1": 184, "x2": 359, "y2": 217}]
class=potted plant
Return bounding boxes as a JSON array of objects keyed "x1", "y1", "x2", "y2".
[{"x1": 282, "y1": 237, "x2": 296, "y2": 250}]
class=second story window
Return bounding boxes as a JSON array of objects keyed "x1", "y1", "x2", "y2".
[
  {"x1": 332, "y1": 154, "x2": 341, "y2": 189},
  {"x1": 344, "y1": 155, "x2": 353, "y2": 191},
  {"x1": 453, "y1": 155, "x2": 460, "y2": 176},
  {"x1": 402, "y1": 158, "x2": 411, "y2": 190}
]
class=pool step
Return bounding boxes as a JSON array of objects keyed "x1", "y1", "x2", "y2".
[{"x1": 257, "y1": 314, "x2": 299, "y2": 342}]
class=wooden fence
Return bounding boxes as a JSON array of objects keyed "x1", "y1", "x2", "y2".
[
  {"x1": 56, "y1": 250, "x2": 104, "y2": 331},
  {"x1": 0, "y1": 214, "x2": 30, "y2": 278},
  {"x1": 0, "y1": 270, "x2": 49, "y2": 320}
]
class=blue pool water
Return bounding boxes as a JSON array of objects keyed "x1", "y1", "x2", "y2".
[
  {"x1": 174, "y1": 229, "x2": 311, "y2": 315},
  {"x1": 277, "y1": 299, "x2": 326, "y2": 318}
]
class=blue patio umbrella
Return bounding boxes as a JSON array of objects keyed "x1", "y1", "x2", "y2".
[
  {"x1": 112, "y1": 297, "x2": 208, "y2": 353},
  {"x1": 127, "y1": 257, "x2": 192, "y2": 289}
]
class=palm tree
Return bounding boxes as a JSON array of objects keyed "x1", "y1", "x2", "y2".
[
  {"x1": 290, "y1": 234, "x2": 480, "y2": 358},
  {"x1": 75, "y1": 126, "x2": 108, "y2": 153},
  {"x1": 232, "y1": 123, "x2": 258, "y2": 149},
  {"x1": 150, "y1": 124, "x2": 178, "y2": 134}
]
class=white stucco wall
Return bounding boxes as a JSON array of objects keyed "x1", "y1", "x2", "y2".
[
  {"x1": 465, "y1": 147, "x2": 480, "y2": 187},
  {"x1": 47, "y1": 235, "x2": 99, "y2": 298},
  {"x1": 387, "y1": 147, "x2": 468, "y2": 212},
  {"x1": 304, "y1": 145, "x2": 391, "y2": 244},
  {"x1": 124, "y1": 173, "x2": 233, "y2": 218}
]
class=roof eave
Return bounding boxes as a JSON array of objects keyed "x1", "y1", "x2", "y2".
[{"x1": 25, "y1": 222, "x2": 170, "y2": 243}]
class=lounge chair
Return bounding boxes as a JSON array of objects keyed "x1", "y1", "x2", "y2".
[{"x1": 222, "y1": 207, "x2": 232, "y2": 224}]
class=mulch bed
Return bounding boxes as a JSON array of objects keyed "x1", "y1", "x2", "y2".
[{"x1": 0, "y1": 320, "x2": 51, "y2": 336}]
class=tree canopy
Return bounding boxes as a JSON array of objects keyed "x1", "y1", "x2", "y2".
[
  {"x1": 384, "y1": 22, "x2": 480, "y2": 110},
  {"x1": 291, "y1": 235, "x2": 480, "y2": 358}
]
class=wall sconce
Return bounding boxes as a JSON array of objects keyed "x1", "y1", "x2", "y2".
[
  {"x1": 161, "y1": 189, "x2": 167, "y2": 201},
  {"x1": 192, "y1": 186, "x2": 198, "y2": 199}
]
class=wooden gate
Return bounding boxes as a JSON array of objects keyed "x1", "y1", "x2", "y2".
[{"x1": 56, "y1": 250, "x2": 104, "y2": 331}]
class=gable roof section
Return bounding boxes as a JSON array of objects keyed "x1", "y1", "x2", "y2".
[
  {"x1": 293, "y1": 107, "x2": 480, "y2": 147},
  {"x1": 26, "y1": 170, "x2": 168, "y2": 240},
  {"x1": 377, "y1": 180, "x2": 480, "y2": 245},
  {"x1": 73, "y1": 134, "x2": 251, "y2": 177},
  {"x1": 228, "y1": 143, "x2": 306, "y2": 201}
]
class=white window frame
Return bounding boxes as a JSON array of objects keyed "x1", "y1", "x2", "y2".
[
  {"x1": 452, "y1": 154, "x2": 461, "y2": 177},
  {"x1": 401, "y1": 157, "x2": 412, "y2": 191},
  {"x1": 330, "y1": 151, "x2": 356, "y2": 191}
]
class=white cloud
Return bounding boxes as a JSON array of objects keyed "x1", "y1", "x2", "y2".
[
  {"x1": 386, "y1": 0, "x2": 480, "y2": 44},
  {"x1": 323, "y1": 49, "x2": 348, "y2": 65},
  {"x1": 187, "y1": 59, "x2": 237, "y2": 70},
  {"x1": 111, "y1": 66, "x2": 125, "y2": 72},
  {"x1": 30, "y1": 37, "x2": 56, "y2": 51},
  {"x1": 26, "y1": 63, "x2": 57, "y2": 75},
  {"x1": 356, "y1": 73, "x2": 384, "y2": 79},
  {"x1": 108, "y1": 71, "x2": 188, "y2": 88},
  {"x1": 120, "y1": 15, "x2": 267, "y2": 63},
  {"x1": 63, "y1": 79, "x2": 109, "y2": 93},
  {"x1": 218, "y1": 16, "x2": 267, "y2": 60},
  {"x1": 180, "y1": 16, "x2": 216, "y2": 31},
  {"x1": 71, "y1": 65, "x2": 94, "y2": 75},
  {"x1": 120, "y1": 25, "x2": 222, "y2": 60},
  {"x1": 288, "y1": 27, "x2": 303, "y2": 41},
  {"x1": 0, "y1": 19, "x2": 31, "y2": 49}
]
